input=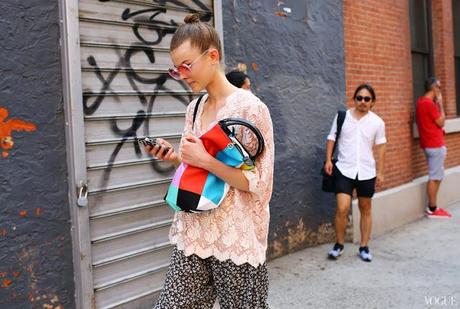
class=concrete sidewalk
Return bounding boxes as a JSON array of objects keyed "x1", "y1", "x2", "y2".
[{"x1": 268, "y1": 202, "x2": 460, "y2": 309}]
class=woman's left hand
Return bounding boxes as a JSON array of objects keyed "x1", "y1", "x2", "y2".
[{"x1": 181, "y1": 134, "x2": 212, "y2": 169}]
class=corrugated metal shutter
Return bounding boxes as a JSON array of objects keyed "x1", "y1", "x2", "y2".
[{"x1": 78, "y1": 1, "x2": 214, "y2": 308}]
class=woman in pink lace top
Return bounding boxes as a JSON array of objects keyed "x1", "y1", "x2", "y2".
[{"x1": 148, "y1": 13, "x2": 274, "y2": 309}]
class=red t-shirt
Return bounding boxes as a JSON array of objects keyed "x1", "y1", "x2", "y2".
[{"x1": 415, "y1": 96, "x2": 445, "y2": 148}]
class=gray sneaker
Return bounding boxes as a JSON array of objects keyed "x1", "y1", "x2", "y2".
[
  {"x1": 328, "y1": 244, "x2": 344, "y2": 259},
  {"x1": 359, "y1": 247, "x2": 372, "y2": 262}
]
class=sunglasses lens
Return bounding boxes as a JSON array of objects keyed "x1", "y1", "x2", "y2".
[
  {"x1": 168, "y1": 68, "x2": 181, "y2": 80},
  {"x1": 356, "y1": 95, "x2": 371, "y2": 102},
  {"x1": 178, "y1": 64, "x2": 191, "y2": 76}
]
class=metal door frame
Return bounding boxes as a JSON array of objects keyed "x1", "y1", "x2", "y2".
[{"x1": 59, "y1": 0, "x2": 94, "y2": 308}]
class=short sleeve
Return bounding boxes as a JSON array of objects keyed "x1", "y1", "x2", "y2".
[
  {"x1": 327, "y1": 114, "x2": 338, "y2": 141},
  {"x1": 375, "y1": 120, "x2": 386, "y2": 145}
]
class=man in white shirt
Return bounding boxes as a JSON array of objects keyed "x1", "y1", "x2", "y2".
[{"x1": 324, "y1": 84, "x2": 386, "y2": 262}]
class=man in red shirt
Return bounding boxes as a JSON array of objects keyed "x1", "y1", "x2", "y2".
[{"x1": 415, "y1": 77, "x2": 452, "y2": 218}]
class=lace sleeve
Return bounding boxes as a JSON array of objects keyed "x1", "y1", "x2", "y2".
[{"x1": 240, "y1": 101, "x2": 275, "y2": 203}]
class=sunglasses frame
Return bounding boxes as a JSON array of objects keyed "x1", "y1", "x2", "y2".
[
  {"x1": 355, "y1": 95, "x2": 372, "y2": 103},
  {"x1": 168, "y1": 49, "x2": 210, "y2": 80}
]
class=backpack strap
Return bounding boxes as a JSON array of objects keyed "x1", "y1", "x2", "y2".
[
  {"x1": 335, "y1": 110, "x2": 346, "y2": 140},
  {"x1": 332, "y1": 110, "x2": 346, "y2": 156},
  {"x1": 192, "y1": 94, "x2": 206, "y2": 130}
]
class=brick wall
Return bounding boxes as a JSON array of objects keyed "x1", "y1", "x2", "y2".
[
  {"x1": 344, "y1": 0, "x2": 460, "y2": 190},
  {"x1": 432, "y1": 0, "x2": 457, "y2": 118},
  {"x1": 344, "y1": 0, "x2": 415, "y2": 189}
]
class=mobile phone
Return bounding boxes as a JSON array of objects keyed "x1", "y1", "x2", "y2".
[
  {"x1": 138, "y1": 137, "x2": 171, "y2": 152},
  {"x1": 138, "y1": 137, "x2": 158, "y2": 147}
]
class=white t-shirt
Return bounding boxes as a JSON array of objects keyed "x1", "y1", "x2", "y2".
[{"x1": 327, "y1": 110, "x2": 386, "y2": 180}]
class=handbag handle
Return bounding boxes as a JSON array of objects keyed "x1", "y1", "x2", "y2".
[
  {"x1": 218, "y1": 118, "x2": 265, "y2": 161},
  {"x1": 191, "y1": 95, "x2": 265, "y2": 161}
]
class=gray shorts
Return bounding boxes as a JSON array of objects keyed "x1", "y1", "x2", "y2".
[{"x1": 424, "y1": 146, "x2": 447, "y2": 180}]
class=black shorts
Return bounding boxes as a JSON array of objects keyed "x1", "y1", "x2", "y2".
[{"x1": 334, "y1": 166, "x2": 376, "y2": 198}]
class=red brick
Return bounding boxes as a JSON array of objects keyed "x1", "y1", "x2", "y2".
[{"x1": 344, "y1": 0, "x2": 460, "y2": 190}]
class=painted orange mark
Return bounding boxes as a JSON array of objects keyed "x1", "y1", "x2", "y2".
[
  {"x1": 1, "y1": 278, "x2": 12, "y2": 288},
  {"x1": 0, "y1": 228, "x2": 6, "y2": 236},
  {"x1": 275, "y1": 11, "x2": 287, "y2": 17},
  {"x1": 19, "y1": 210, "x2": 28, "y2": 217},
  {"x1": 251, "y1": 62, "x2": 258, "y2": 71},
  {"x1": 35, "y1": 208, "x2": 41, "y2": 216},
  {"x1": 0, "y1": 107, "x2": 37, "y2": 158}
]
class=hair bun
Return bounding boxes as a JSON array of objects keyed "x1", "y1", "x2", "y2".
[{"x1": 184, "y1": 13, "x2": 201, "y2": 24}]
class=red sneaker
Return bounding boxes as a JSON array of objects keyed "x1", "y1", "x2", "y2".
[{"x1": 425, "y1": 207, "x2": 452, "y2": 218}]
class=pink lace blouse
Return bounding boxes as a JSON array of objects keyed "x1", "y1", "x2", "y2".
[{"x1": 169, "y1": 88, "x2": 275, "y2": 267}]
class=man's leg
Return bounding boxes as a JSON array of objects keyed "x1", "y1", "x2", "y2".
[
  {"x1": 357, "y1": 197, "x2": 372, "y2": 247},
  {"x1": 329, "y1": 167, "x2": 354, "y2": 259},
  {"x1": 355, "y1": 177, "x2": 376, "y2": 262},
  {"x1": 427, "y1": 179, "x2": 442, "y2": 208},
  {"x1": 335, "y1": 193, "x2": 352, "y2": 245},
  {"x1": 424, "y1": 146, "x2": 451, "y2": 217}
]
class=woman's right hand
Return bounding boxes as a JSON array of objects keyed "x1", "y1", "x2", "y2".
[
  {"x1": 324, "y1": 160, "x2": 333, "y2": 176},
  {"x1": 145, "y1": 138, "x2": 180, "y2": 166}
]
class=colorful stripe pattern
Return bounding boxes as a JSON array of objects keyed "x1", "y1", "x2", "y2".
[{"x1": 165, "y1": 123, "x2": 245, "y2": 212}]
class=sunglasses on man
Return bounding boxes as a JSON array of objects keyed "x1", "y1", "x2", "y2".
[{"x1": 355, "y1": 95, "x2": 372, "y2": 103}]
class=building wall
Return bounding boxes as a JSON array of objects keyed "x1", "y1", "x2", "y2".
[
  {"x1": 344, "y1": 0, "x2": 460, "y2": 189},
  {"x1": 2, "y1": 0, "x2": 459, "y2": 306},
  {"x1": 223, "y1": 0, "x2": 346, "y2": 258},
  {"x1": 0, "y1": 0, "x2": 75, "y2": 308},
  {"x1": 415, "y1": 0, "x2": 460, "y2": 177}
]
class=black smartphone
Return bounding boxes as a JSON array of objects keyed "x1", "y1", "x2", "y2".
[
  {"x1": 138, "y1": 137, "x2": 158, "y2": 147},
  {"x1": 138, "y1": 137, "x2": 171, "y2": 152}
]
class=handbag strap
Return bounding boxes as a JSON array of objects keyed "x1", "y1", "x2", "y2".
[
  {"x1": 192, "y1": 94, "x2": 206, "y2": 129},
  {"x1": 332, "y1": 110, "x2": 346, "y2": 156},
  {"x1": 218, "y1": 118, "x2": 265, "y2": 160}
]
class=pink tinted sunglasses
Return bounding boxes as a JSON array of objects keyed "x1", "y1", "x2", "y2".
[{"x1": 168, "y1": 49, "x2": 209, "y2": 80}]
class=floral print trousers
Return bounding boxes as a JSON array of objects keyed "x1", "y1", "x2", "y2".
[{"x1": 154, "y1": 247, "x2": 269, "y2": 309}]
